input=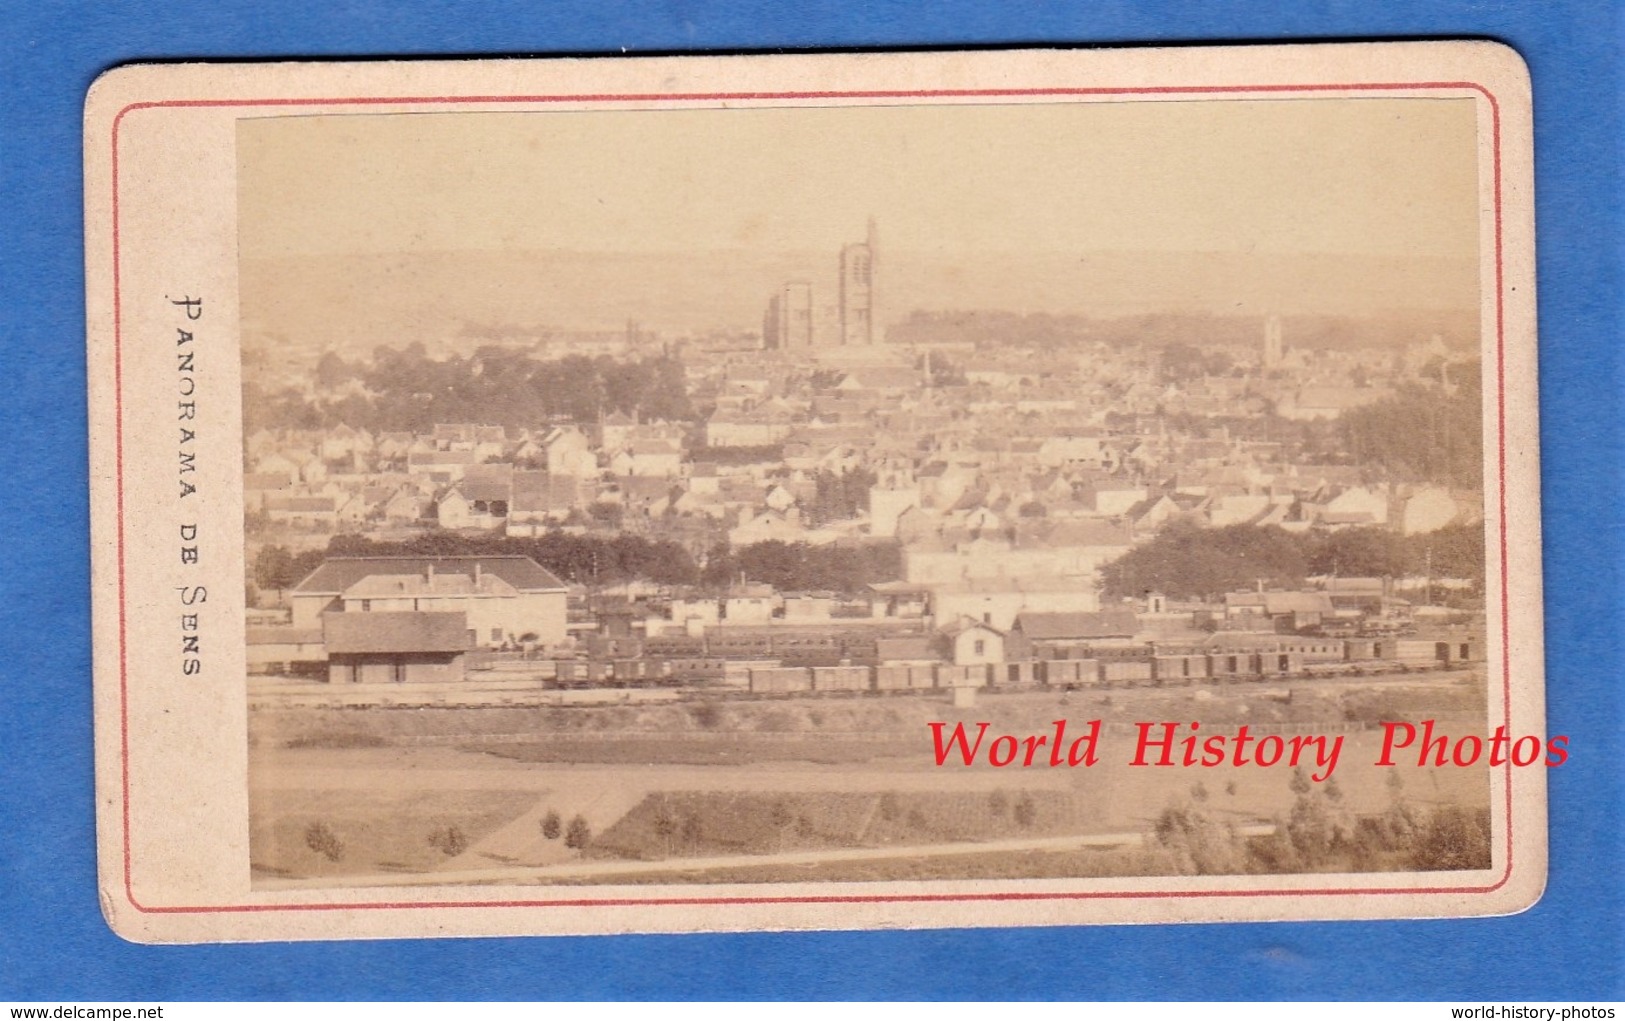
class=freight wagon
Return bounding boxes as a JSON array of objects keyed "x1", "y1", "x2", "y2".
[
  {"x1": 1153, "y1": 654, "x2": 1209, "y2": 685},
  {"x1": 998, "y1": 660, "x2": 1043, "y2": 687},
  {"x1": 811, "y1": 665, "x2": 872, "y2": 693},
  {"x1": 539, "y1": 631, "x2": 1483, "y2": 700},
  {"x1": 666, "y1": 657, "x2": 730, "y2": 684},
  {"x1": 1099, "y1": 656, "x2": 1155, "y2": 686},
  {"x1": 936, "y1": 664, "x2": 992, "y2": 688},
  {"x1": 748, "y1": 667, "x2": 814, "y2": 695},
  {"x1": 1037, "y1": 658, "x2": 1100, "y2": 688},
  {"x1": 1207, "y1": 650, "x2": 1261, "y2": 680},
  {"x1": 644, "y1": 634, "x2": 706, "y2": 658},
  {"x1": 873, "y1": 664, "x2": 937, "y2": 691}
]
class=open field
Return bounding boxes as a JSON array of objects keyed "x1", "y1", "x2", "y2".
[{"x1": 249, "y1": 679, "x2": 1490, "y2": 885}]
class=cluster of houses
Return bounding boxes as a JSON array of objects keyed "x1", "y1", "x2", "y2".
[
  {"x1": 247, "y1": 551, "x2": 1474, "y2": 689},
  {"x1": 244, "y1": 327, "x2": 1483, "y2": 686},
  {"x1": 246, "y1": 337, "x2": 1479, "y2": 560}
]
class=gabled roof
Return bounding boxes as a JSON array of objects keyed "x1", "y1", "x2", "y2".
[
  {"x1": 1016, "y1": 519, "x2": 1133, "y2": 548},
  {"x1": 451, "y1": 463, "x2": 514, "y2": 503},
  {"x1": 323, "y1": 611, "x2": 470, "y2": 655},
  {"x1": 512, "y1": 471, "x2": 580, "y2": 512},
  {"x1": 1225, "y1": 591, "x2": 1333, "y2": 615},
  {"x1": 1293, "y1": 386, "x2": 1390, "y2": 411},
  {"x1": 343, "y1": 571, "x2": 519, "y2": 599},
  {"x1": 838, "y1": 366, "x2": 923, "y2": 391},
  {"x1": 875, "y1": 636, "x2": 940, "y2": 661},
  {"x1": 613, "y1": 475, "x2": 673, "y2": 503},
  {"x1": 246, "y1": 627, "x2": 324, "y2": 646},
  {"x1": 1123, "y1": 493, "x2": 1176, "y2": 521},
  {"x1": 243, "y1": 473, "x2": 292, "y2": 491},
  {"x1": 1322, "y1": 577, "x2": 1386, "y2": 595},
  {"x1": 629, "y1": 439, "x2": 681, "y2": 456},
  {"x1": 294, "y1": 556, "x2": 566, "y2": 595},
  {"x1": 942, "y1": 618, "x2": 1004, "y2": 639},
  {"x1": 408, "y1": 450, "x2": 476, "y2": 467},
  {"x1": 267, "y1": 496, "x2": 336, "y2": 513},
  {"x1": 1013, "y1": 609, "x2": 1140, "y2": 640}
]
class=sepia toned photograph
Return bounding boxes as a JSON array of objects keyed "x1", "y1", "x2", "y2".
[
  {"x1": 239, "y1": 97, "x2": 1493, "y2": 888},
  {"x1": 84, "y1": 46, "x2": 1544, "y2": 940}
]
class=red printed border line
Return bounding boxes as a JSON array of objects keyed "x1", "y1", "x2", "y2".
[{"x1": 109, "y1": 80, "x2": 1512, "y2": 916}]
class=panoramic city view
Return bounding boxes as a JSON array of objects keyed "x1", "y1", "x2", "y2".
[{"x1": 238, "y1": 99, "x2": 1491, "y2": 888}]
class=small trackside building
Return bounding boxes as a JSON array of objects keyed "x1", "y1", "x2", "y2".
[
  {"x1": 324, "y1": 610, "x2": 471, "y2": 684},
  {"x1": 289, "y1": 555, "x2": 569, "y2": 646}
]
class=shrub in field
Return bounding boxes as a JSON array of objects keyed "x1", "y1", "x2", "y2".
[
  {"x1": 1153, "y1": 803, "x2": 1244, "y2": 876},
  {"x1": 1013, "y1": 793, "x2": 1037, "y2": 829},
  {"x1": 541, "y1": 809, "x2": 562, "y2": 840},
  {"x1": 878, "y1": 792, "x2": 900, "y2": 822},
  {"x1": 285, "y1": 732, "x2": 387, "y2": 750},
  {"x1": 565, "y1": 815, "x2": 592, "y2": 850},
  {"x1": 304, "y1": 821, "x2": 344, "y2": 863},
  {"x1": 987, "y1": 789, "x2": 1009, "y2": 819},
  {"x1": 1284, "y1": 792, "x2": 1337, "y2": 868},
  {"x1": 653, "y1": 803, "x2": 678, "y2": 856},
  {"x1": 768, "y1": 799, "x2": 794, "y2": 851},
  {"x1": 428, "y1": 826, "x2": 469, "y2": 857},
  {"x1": 1408, "y1": 806, "x2": 1492, "y2": 871}
]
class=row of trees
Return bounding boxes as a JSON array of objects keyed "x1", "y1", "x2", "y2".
[
  {"x1": 1337, "y1": 380, "x2": 1483, "y2": 489},
  {"x1": 540, "y1": 809, "x2": 592, "y2": 849},
  {"x1": 246, "y1": 345, "x2": 694, "y2": 434},
  {"x1": 1100, "y1": 520, "x2": 1485, "y2": 600},
  {"x1": 253, "y1": 531, "x2": 905, "y2": 596},
  {"x1": 702, "y1": 539, "x2": 903, "y2": 594},
  {"x1": 805, "y1": 467, "x2": 877, "y2": 526},
  {"x1": 1154, "y1": 770, "x2": 1492, "y2": 876}
]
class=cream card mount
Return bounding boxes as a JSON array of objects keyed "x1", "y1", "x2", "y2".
[{"x1": 85, "y1": 43, "x2": 1543, "y2": 943}]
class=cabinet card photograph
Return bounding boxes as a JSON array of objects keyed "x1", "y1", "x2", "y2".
[{"x1": 85, "y1": 43, "x2": 1544, "y2": 943}]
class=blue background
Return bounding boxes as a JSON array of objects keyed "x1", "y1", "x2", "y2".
[{"x1": 2, "y1": 0, "x2": 1620, "y2": 1001}]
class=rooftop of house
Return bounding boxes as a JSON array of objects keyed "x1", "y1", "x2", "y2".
[
  {"x1": 245, "y1": 627, "x2": 324, "y2": 646},
  {"x1": 294, "y1": 556, "x2": 567, "y2": 594},
  {"x1": 1225, "y1": 591, "x2": 1335, "y2": 615},
  {"x1": 1012, "y1": 609, "x2": 1140, "y2": 640},
  {"x1": 342, "y1": 571, "x2": 520, "y2": 600},
  {"x1": 322, "y1": 610, "x2": 471, "y2": 655}
]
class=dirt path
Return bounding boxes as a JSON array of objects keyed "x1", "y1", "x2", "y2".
[{"x1": 257, "y1": 824, "x2": 1279, "y2": 889}]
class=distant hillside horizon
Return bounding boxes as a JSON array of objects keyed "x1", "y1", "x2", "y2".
[{"x1": 240, "y1": 247, "x2": 1479, "y2": 357}]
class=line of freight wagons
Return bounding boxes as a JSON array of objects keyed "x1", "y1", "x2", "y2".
[{"x1": 543, "y1": 636, "x2": 1483, "y2": 694}]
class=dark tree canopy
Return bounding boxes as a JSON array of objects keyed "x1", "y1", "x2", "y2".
[
  {"x1": 1100, "y1": 521, "x2": 1485, "y2": 600},
  {"x1": 1101, "y1": 521, "x2": 1309, "y2": 600},
  {"x1": 317, "y1": 531, "x2": 700, "y2": 587},
  {"x1": 806, "y1": 467, "x2": 876, "y2": 526},
  {"x1": 1337, "y1": 377, "x2": 1482, "y2": 488},
  {"x1": 245, "y1": 347, "x2": 695, "y2": 434},
  {"x1": 703, "y1": 540, "x2": 902, "y2": 594},
  {"x1": 268, "y1": 530, "x2": 905, "y2": 595}
]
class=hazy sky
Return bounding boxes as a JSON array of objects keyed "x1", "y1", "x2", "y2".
[{"x1": 237, "y1": 98, "x2": 1480, "y2": 262}]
